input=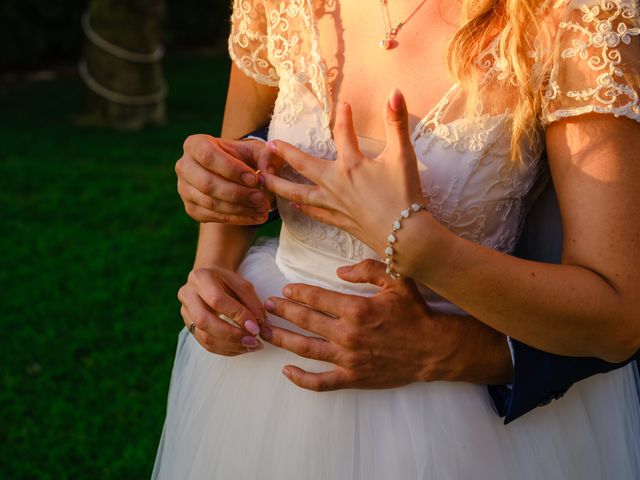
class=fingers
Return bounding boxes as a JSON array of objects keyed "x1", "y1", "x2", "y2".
[
  {"x1": 280, "y1": 284, "x2": 356, "y2": 318},
  {"x1": 265, "y1": 140, "x2": 326, "y2": 185},
  {"x1": 333, "y1": 102, "x2": 361, "y2": 159},
  {"x1": 180, "y1": 296, "x2": 259, "y2": 356},
  {"x1": 336, "y1": 259, "x2": 391, "y2": 288},
  {"x1": 282, "y1": 365, "x2": 349, "y2": 392},
  {"x1": 188, "y1": 269, "x2": 263, "y2": 331},
  {"x1": 223, "y1": 273, "x2": 267, "y2": 323},
  {"x1": 264, "y1": 295, "x2": 337, "y2": 338},
  {"x1": 183, "y1": 201, "x2": 268, "y2": 225},
  {"x1": 383, "y1": 89, "x2": 414, "y2": 158},
  {"x1": 183, "y1": 134, "x2": 259, "y2": 187},
  {"x1": 261, "y1": 324, "x2": 337, "y2": 363},
  {"x1": 176, "y1": 154, "x2": 268, "y2": 210},
  {"x1": 178, "y1": 179, "x2": 263, "y2": 217},
  {"x1": 260, "y1": 172, "x2": 324, "y2": 208}
]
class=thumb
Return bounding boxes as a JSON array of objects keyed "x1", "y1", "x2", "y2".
[
  {"x1": 337, "y1": 259, "x2": 390, "y2": 288},
  {"x1": 383, "y1": 88, "x2": 413, "y2": 156}
]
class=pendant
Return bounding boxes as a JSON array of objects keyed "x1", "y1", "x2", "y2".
[{"x1": 379, "y1": 39, "x2": 391, "y2": 49}]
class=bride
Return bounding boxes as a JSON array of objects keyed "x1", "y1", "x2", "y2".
[{"x1": 153, "y1": 0, "x2": 640, "y2": 478}]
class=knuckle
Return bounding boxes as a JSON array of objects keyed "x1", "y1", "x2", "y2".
[
  {"x1": 204, "y1": 289, "x2": 223, "y2": 309},
  {"x1": 341, "y1": 327, "x2": 360, "y2": 348}
]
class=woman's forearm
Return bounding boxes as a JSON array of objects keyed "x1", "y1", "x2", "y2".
[
  {"x1": 193, "y1": 222, "x2": 257, "y2": 271},
  {"x1": 401, "y1": 216, "x2": 637, "y2": 363}
]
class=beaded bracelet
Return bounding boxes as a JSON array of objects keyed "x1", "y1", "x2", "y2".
[{"x1": 384, "y1": 203, "x2": 427, "y2": 279}]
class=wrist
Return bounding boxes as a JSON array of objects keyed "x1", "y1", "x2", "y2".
[
  {"x1": 417, "y1": 314, "x2": 513, "y2": 385},
  {"x1": 390, "y1": 210, "x2": 453, "y2": 281}
]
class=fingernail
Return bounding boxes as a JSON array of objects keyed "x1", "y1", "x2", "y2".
[
  {"x1": 249, "y1": 191, "x2": 265, "y2": 205},
  {"x1": 244, "y1": 320, "x2": 261, "y2": 336},
  {"x1": 264, "y1": 298, "x2": 275, "y2": 312},
  {"x1": 266, "y1": 166, "x2": 276, "y2": 175},
  {"x1": 241, "y1": 336, "x2": 260, "y2": 348},
  {"x1": 282, "y1": 367, "x2": 292, "y2": 379},
  {"x1": 337, "y1": 265, "x2": 352, "y2": 274},
  {"x1": 389, "y1": 88, "x2": 404, "y2": 113},
  {"x1": 256, "y1": 204, "x2": 268, "y2": 213},
  {"x1": 260, "y1": 324, "x2": 273, "y2": 340},
  {"x1": 258, "y1": 173, "x2": 266, "y2": 185},
  {"x1": 290, "y1": 202, "x2": 301, "y2": 211},
  {"x1": 253, "y1": 215, "x2": 267, "y2": 223},
  {"x1": 282, "y1": 287, "x2": 291, "y2": 298},
  {"x1": 266, "y1": 141, "x2": 277, "y2": 153},
  {"x1": 241, "y1": 172, "x2": 257, "y2": 186}
]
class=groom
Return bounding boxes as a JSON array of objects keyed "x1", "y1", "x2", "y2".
[{"x1": 179, "y1": 127, "x2": 639, "y2": 424}]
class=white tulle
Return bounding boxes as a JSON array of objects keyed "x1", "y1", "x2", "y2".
[{"x1": 152, "y1": 239, "x2": 640, "y2": 480}]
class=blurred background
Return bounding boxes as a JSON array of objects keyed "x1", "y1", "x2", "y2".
[{"x1": 0, "y1": 1, "x2": 276, "y2": 478}]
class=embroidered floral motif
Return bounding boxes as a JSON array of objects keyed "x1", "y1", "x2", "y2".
[{"x1": 543, "y1": 0, "x2": 640, "y2": 123}]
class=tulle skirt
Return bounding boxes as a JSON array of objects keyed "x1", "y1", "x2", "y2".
[{"x1": 152, "y1": 239, "x2": 640, "y2": 479}]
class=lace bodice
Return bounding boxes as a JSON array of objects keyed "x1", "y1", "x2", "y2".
[{"x1": 229, "y1": 0, "x2": 640, "y2": 270}]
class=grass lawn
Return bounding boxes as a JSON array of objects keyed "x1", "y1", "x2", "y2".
[{"x1": 0, "y1": 53, "x2": 278, "y2": 479}]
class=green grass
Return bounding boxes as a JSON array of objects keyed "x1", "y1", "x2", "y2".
[{"x1": 0, "y1": 53, "x2": 278, "y2": 479}]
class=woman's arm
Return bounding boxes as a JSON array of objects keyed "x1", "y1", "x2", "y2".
[
  {"x1": 174, "y1": 65, "x2": 278, "y2": 355},
  {"x1": 263, "y1": 94, "x2": 640, "y2": 363},
  {"x1": 403, "y1": 114, "x2": 640, "y2": 363},
  {"x1": 189, "y1": 64, "x2": 278, "y2": 270}
]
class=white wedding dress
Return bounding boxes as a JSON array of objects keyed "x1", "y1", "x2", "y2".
[{"x1": 153, "y1": 0, "x2": 640, "y2": 478}]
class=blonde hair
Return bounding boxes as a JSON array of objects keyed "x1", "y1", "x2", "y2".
[{"x1": 448, "y1": 0, "x2": 546, "y2": 165}]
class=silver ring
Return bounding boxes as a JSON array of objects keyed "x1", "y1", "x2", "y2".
[{"x1": 188, "y1": 321, "x2": 196, "y2": 334}]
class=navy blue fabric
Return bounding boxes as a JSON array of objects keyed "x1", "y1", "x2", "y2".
[
  {"x1": 490, "y1": 180, "x2": 639, "y2": 423},
  {"x1": 244, "y1": 126, "x2": 638, "y2": 423}
]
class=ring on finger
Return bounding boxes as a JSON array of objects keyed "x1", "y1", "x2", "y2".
[{"x1": 188, "y1": 321, "x2": 196, "y2": 334}]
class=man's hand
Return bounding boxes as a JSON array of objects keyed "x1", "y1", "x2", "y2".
[
  {"x1": 176, "y1": 134, "x2": 279, "y2": 225},
  {"x1": 261, "y1": 259, "x2": 513, "y2": 391}
]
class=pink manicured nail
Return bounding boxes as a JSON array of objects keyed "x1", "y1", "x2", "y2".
[
  {"x1": 337, "y1": 265, "x2": 352, "y2": 274},
  {"x1": 264, "y1": 299, "x2": 275, "y2": 312},
  {"x1": 266, "y1": 141, "x2": 277, "y2": 153},
  {"x1": 241, "y1": 172, "x2": 257, "y2": 187},
  {"x1": 282, "y1": 368, "x2": 292, "y2": 379},
  {"x1": 244, "y1": 320, "x2": 261, "y2": 336},
  {"x1": 389, "y1": 88, "x2": 404, "y2": 113},
  {"x1": 241, "y1": 336, "x2": 260, "y2": 348},
  {"x1": 257, "y1": 173, "x2": 266, "y2": 185},
  {"x1": 282, "y1": 287, "x2": 291, "y2": 298}
]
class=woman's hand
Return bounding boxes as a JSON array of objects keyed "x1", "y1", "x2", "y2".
[
  {"x1": 176, "y1": 134, "x2": 279, "y2": 225},
  {"x1": 260, "y1": 259, "x2": 513, "y2": 390},
  {"x1": 261, "y1": 89, "x2": 436, "y2": 256},
  {"x1": 178, "y1": 267, "x2": 267, "y2": 355}
]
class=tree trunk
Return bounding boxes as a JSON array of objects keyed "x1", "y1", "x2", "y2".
[{"x1": 81, "y1": 0, "x2": 166, "y2": 129}]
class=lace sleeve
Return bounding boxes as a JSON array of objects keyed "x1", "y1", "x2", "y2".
[
  {"x1": 228, "y1": 0, "x2": 279, "y2": 87},
  {"x1": 541, "y1": 0, "x2": 640, "y2": 126}
]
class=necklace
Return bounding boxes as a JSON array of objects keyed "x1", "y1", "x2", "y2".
[{"x1": 378, "y1": 0, "x2": 427, "y2": 50}]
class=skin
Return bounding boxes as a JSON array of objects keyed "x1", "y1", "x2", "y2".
[
  {"x1": 263, "y1": 92, "x2": 640, "y2": 364},
  {"x1": 174, "y1": 64, "x2": 513, "y2": 386}
]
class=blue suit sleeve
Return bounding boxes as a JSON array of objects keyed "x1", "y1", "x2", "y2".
[{"x1": 489, "y1": 178, "x2": 639, "y2": 423}]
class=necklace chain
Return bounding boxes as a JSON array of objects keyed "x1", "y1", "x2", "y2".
[{"x1": 378, "y1": 0, "x2": 427, "y2": 49}]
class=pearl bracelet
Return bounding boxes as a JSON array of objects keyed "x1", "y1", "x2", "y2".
[{"x1": 384, "y1": 203, "x2": 427, "y2": 279}]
